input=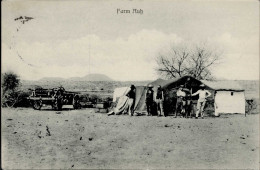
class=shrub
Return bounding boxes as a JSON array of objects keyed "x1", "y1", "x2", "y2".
[
  {"x1": 2, "y1": 72, "x2": 20, "y2": 93},
  {"x1": 1, "y1": 72, "x2": 22, "y2": 107},
  {"x1": 246, "y1": 99, "x2": 259, "y2": 114},
  {"x1": 12, "y1": 91, "x2": 31, "y2": 107},
  {"x1": 89, "y1": 94, "x2": 102, "y2": 103}
]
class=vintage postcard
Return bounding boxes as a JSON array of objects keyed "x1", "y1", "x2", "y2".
[{"x1": 1, "y1": 0, "x2": 259, "y2": 169}]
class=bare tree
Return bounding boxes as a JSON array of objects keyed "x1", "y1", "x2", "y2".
[{"x1": 156, "y1": 44, "x2": 221, "y2": 80}]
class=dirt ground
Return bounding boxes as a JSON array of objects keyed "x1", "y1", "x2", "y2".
[{"x1": 1, "y1": 107, "x2": 259, "y2": 169}]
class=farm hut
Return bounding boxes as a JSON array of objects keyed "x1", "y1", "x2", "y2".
[
  {"x1": 147, "y1": 76, "x2": 208, "y2": 116},
  {"x1": 112, "y1": 76, "x2": 245, "y2": 116},
  {"x1": 201, "y1": 80, "x2": 245, "y2": 115}
]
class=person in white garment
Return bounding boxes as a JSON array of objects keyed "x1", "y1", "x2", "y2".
[
  {"x1": 156, "y1": 85, "x2": 165, "y2": 117},
  {"x1": 192, "y1": 84, "x2": 211, "y2": 119},
  {"x1": 214, "y1": 91, "x2": 220, "y2": 117}
]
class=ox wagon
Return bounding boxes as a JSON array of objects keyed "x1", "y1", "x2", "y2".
[{"x1": 27, "y1": 87, "x2": 81, "y2": 110}]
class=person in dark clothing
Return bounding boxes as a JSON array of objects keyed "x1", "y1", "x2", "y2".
[
  {"x1": 184, "y1": 78, "x2": 193, "y2": 118},
  {"x1": 127, "y1": 85, "x2": 136, "y2": 99},
  {"x1": 156, "y1": 85, "x2": 165, "y2": 117},
  {"x1": 175, "y1": 85, "x2": 186, "y2": 118},
  {"x1": 54, "y1": 89, "x2": 63, "y2": 111},
  {"x1": 146, "y1": 84, "x2": 154, "y2": 116},
  {"x1": 126, "y1": 85, "x2": 136, "y2": 116}
]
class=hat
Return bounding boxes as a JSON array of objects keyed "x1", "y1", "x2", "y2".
[
  {"x1": 130, "y1": 85, "x2": 136, "y2": 89},
  {"x1": 148, "y1": 84, "x2": 153, "y2": 88}
]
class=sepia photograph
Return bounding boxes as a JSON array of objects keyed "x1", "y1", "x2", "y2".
[{"x1": 1, "y1": 0, "x2": 259, "y2": 169}]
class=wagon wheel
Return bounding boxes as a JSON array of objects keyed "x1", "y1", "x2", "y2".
[
  {"x1": 73, "y1": 102, "x2": 82, "y2": 109},
  {"x1": 56, "y1": 99, "x2": 63, "y2": 111},
  {"x1": 3, "y1": 100, "x2": 15, "y2": 108},
  {"x1": 78, "y1": 103, "x2": 82, "y2": 109},
  {"x1": 73, "y1": 100, "x2": 79, "y2": 109},
  {"x1": 73, "y1": 95, "x2": 80, "y2": 109},
  {"x1": 73, "y1": 103, "x2": 78, "y2": 109},
  {"x1": 52, "y1": 102, "x2": 58, "y2": 110},
  {"x1": 2, "y1": 95, "x2": 18, "y2": 108},
  {"x1": 33, "y1": 100, "x2": 42, "y2": 110},
  {"x1": 57, "y1": 103, "x2": 62, "y2": 111}
]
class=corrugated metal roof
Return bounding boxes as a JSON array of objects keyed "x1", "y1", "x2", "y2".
[
  {"x1": 201, "y1": 80, "x2": 244, "y2": 91},
  {"x1": 150, "y1": 76, "x2": 245, "y2": 91},
  {"x1": 150, "y1": 76, "x2": 203, "y2": 90},
  {"x1": 149, "y1": 78, "x2": 178, "y2": 88}
]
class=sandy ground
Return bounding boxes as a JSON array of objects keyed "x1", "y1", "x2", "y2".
[{"x1": 1, "y1": 107, "x2": 259, "y2": 169}]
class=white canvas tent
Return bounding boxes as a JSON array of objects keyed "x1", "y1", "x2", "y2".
[
  {"x1": 112, "y1": 87, "x2": 130, "y2": 102},
  {"x1": 202, "y1": 80, "x2": 245, "y2": 115}
]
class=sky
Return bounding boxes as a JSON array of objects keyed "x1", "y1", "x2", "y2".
[{"x1": 2, "y1": 0, "x2": 259, "y2": 81}]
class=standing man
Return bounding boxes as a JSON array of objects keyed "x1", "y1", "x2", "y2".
[
  {"x1": 126, "y1": 85, "x2": 136, "y2": 116},
  {"x1": 146, "y1": 84, "x2": 154, "y2": 116},
  {"x1": 214, "y1": 91, "x2": 220, "y2": 117},
  {"x1": 192, "y1": 84, "x2": 211, "y2": 119},
  {"x1": 54, "y1": 89, "x2": 63, "y2": 111},
  {"x1": 184, "y1": 78, "x2": 193, "y2": 118},
  {"x1": 156, "y1": 85, "x2": 165, "y2": 117},
  {"x1": 175, "y1": 85, "x2": 186, "y2": 118}
]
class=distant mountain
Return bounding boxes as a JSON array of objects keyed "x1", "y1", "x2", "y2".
[
  {"x1": 38, "y1": 74, "x2": 113, "y2": 82},
  {"x1": 38, "y1": 77, "x2": 65, "y2": 81},
  {"x1": 235, "y1": 80, "x2": 259, "y2": 99},
  {"x1": 67, "y1": 77, "x2": 82, "y2": 81},
  {"x1": 81, "y1": 74, "x2": 113, "y2": 81}
]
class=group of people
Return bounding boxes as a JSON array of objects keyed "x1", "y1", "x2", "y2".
[
  {"x1": 174, "y1": 83, "x2": 211, "y2": 119},
  {"x1": 125, "y1": 80, "x2": 211, "y2": 119},
  {"x1": 124, "y1": 84, "x2": 165, "y2": 117}
]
